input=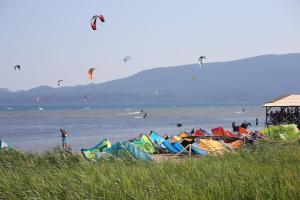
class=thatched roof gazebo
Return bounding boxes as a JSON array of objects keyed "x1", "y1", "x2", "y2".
[{"x1": 263, "y1": 95, "x2": 300, "y2": 127}]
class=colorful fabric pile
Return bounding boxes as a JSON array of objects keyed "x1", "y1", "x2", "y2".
[{"x1": 81, "y1": 124, "x2": 298, "y2": 162}]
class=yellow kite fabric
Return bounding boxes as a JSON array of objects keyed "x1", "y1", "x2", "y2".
[{"x1": 198, "y1": 139, "x2": 229, "y2": 155}]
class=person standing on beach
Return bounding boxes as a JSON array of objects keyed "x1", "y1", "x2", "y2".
[{"x1": 59, "y1": 129, "x2": 68, "y2": 149}]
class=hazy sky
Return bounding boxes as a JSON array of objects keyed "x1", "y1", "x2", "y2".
[{"x1": 1, "y1": 0, "x2": 299, "y2": 91}]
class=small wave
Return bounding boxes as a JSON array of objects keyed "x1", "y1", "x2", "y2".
[
  {"x1": 127, "y1": 111, "x2": 141, "y2": 115},
  {"x1": 37, "y1": 107, "x2": 44, "y2": 111},
  {"x1": 83, "y1": 107, "x2": 91, "y2": 110},
  {"x1": 6, "y1": 107, "x2": 13, "y2": 110},
  {"x1": 235, "y1": 110, "x2": 245, "y2": 114},
  {"x1": 134, "y1": 116, "x2": 143, "y2": 119}
]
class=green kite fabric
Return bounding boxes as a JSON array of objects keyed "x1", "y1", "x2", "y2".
[
  {"x1": 81, "y1": 139, "x2": 112, "y2": 161},
  {"x1": 260, "y1": 124, "x2": 300, "y2": 141},
  {"x1": 130, "y1": 134, "x2": 157, "y2": 154}
]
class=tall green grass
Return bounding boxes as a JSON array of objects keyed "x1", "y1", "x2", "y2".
[{"x1": 0, "y1": 141, "x2": 300, "y2": 200}]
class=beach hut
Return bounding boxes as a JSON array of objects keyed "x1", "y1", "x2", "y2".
[{"x1": 263, "y1": 95, "x2": 300, "y2": 127}]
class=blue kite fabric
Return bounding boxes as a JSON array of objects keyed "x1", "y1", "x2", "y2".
[{"x1": 104, "y1": 141, "x2": 153, "y2": 161}]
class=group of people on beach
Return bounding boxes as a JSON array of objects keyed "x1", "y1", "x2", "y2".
[{"x1": 268, "y1": 109, "x2": 300, "y2": 125}]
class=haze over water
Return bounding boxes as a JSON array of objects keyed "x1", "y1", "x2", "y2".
[{"x1": 0, "y1": 105, "x2": 264, "y2": 152}]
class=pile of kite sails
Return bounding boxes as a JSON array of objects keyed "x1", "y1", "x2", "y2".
[{"x1": 80, "y1": 124, "x2": 271, "y2": 162}]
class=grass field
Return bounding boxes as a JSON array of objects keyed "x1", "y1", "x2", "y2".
[{"x1": 0, "y1": 141, "x2": 300, "y2": 200}]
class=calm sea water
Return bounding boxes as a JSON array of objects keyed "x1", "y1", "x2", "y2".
[{"x1": 0, "y1": 105, "x2": 265, "y2": 152}]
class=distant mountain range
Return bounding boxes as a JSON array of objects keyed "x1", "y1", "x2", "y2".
[{"x1": 1, "y1": 53, "x2": 300, "y2": 105}]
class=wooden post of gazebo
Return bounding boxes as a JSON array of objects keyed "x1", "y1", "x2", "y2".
[{"x1": 262, "y1": 95, "x2": 300, "y2": 127}]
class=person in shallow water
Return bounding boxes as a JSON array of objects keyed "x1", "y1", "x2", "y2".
[
  {"x1": 59, "y1": 129, "x2": 68, "y2": 149},
  {"x1": 143, "y1": 112, "x2": 148, "y2": 119}
]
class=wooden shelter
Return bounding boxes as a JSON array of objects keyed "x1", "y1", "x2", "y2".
[{"x1": 263, "y1": 95, "x2": 300, "y2": 127}]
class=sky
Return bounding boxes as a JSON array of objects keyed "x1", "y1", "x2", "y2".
[{"x1": 0, "y1": 0, "x2": 299, "y2": 91}]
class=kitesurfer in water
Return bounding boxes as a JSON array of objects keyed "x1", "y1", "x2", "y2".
[
  {"x1": 59, "y1": 129, "x2": 68, "y2": 149},
  {"x1": 143, "y1": 112, "x2": 147, "y2": 119}
]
